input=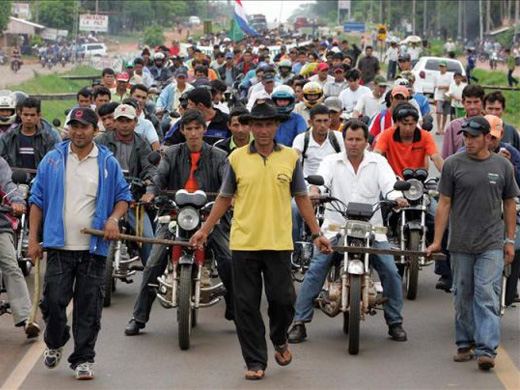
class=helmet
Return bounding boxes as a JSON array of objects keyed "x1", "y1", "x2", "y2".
[
  {"x1": 10, "y1": 91, "x2": 29, "y2": 105},
  {"x1": 153, "y1": 52, "x2": 165, "y2": 61},
  {"x1": 278, "y1": 59, "x2": 292, "y2": 69},
  {"x1": 0, "y1": 96, "x2": 16, "y2": 126},
  {"x1": 302, "y1": 81, "x2": 324, "y2": 109},
  {"x1": 271, "y1": 85, "x2": 296, "y2": 114}
]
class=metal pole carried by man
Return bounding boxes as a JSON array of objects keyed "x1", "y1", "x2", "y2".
[{"x1": 190, "y1": 100, "x2": 332, "y2": 381}]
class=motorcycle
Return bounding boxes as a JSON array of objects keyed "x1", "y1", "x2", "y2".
[
  {"x1": 153, "y1": 189, "x2": 225, "y2": 350},
  {"x1": 60, "y1": 54, "x2": 67, "y2": 67},
  {"x1": 103, "y1": 175, "x2": 148, "y2": 307},
  {"x1": 389, "y1": 168, "x2": 438, "y2": 300},
  {"x1": 11, "y1": 170, "x2": 34, "y2": 277},
  {"x1": 39, "y1": 54, "x2": 46, "y2": 68},
  {"x1": 0, "y1": 51, "x2": 6, "y2": 65},
  {"x1": 11, "y1": 59, "x2": 21, "y2": 73},
  {"x1": 307, "y1": 175, "x2": 410, "y2": 355}
]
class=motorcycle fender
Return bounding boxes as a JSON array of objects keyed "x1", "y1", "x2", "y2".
[
  {"x1": 404, "y1": 221, "x2": 425, "y2": 233},
  {"x1": 178, "y1": 254, "x2": 194, "y2": 265},
  {"x1": 347, "y1": 259, "x2": 364, "y2": 275}
]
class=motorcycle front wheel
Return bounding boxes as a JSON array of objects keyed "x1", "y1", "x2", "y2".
[
  {"x1": 405, "y1": 231, "x2": 421, "y2": 300},
  {"x1": 103, "y1": 243, "x2": 116, "y2": 307},
  {"x1": 178, "y1": 264, "x2": 193, "y2": 350},
  {"x1": 348, "y1": 274, "x2": 361, "y2": 355}
]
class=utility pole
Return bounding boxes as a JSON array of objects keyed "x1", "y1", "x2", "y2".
[
  {"x1": 515, "y1": 0, "x2": 519, "y2": 43},
  {"x1": 412, "y1": 0, "x2": 416, "y2": 35},
  {"x1": 35, "y1": 0, "x2": 39, "y2": 23},
  {"x1": 423, "y1": 0, "x2": 427, "y2": 38},
  {"x1": 457, "y1": 0, "x2": 462, "y2": 41},
  {"x1": 486, "y1": 0, "x2": 491, "y2": 34},
  {"x1": 479, "y1": 0, "x2": 483, "y2": 41},
  {"x1": 95, "y1": 0, "x2": 99, "y2": 14},
  {"x1": 380, "y1": 0, "x2": 383, "y2": 23}
]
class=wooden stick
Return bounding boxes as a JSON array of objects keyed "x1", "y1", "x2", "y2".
[
  {"x1": 81, "y1": 228, "x2": 193, "y2": 247},
  {"x1": 332, "y1": 246, "x2": 446, "y2": 261}
]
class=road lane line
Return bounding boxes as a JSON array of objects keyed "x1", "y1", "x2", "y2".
[
  {"x1": 495, "y1": 346, "x2": 520, "y2": 390},
  {"x1": 0, "y1": 304, "x2": 73, "y2": 390}
]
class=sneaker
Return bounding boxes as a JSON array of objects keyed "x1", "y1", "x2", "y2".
[
  {"x1": 288, "y1": 323, "x2": 307, "y2": 344},
  {"x1": 453, "y1": 347, "x2": 474, "y2": 362},
  {"x1": 435, "y1": 276, "x2": 452, "y2": 292},
  {"x1": 43, "y1": 347, "x2": 63, "y2": 369},
  {"x1": 75, "y1": 362, "x2": 94, "y2": 380},
  {"x1": 388, "y1": 323, "x2": 407, "y2": 341},
  {"x1": 24, "y1": 322, "x2": 40, "y2": 339},
  {"x1": 477, "y1": 355, "x2": 495, "y2": 371}
]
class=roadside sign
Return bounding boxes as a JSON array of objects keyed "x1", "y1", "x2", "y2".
[
  {"x1": 79, "y1": 14, "x2": 109, "y2": 32},
  {"x1": 377, "y1": 24, "x2": 387, "y2": 41},
  {"x1": 343, "y1": 22, "x2": 366, "y2": 33}
]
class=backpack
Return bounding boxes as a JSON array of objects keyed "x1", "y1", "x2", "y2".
[{"x1": 302, "y1": 129, "x2": 341, "y2": 166}]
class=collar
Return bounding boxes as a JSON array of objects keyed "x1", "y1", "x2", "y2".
[
  {"x1": 340, "y1": 150, "x2": 378, "y2": 167},
  {"x1": 248, "y1": 139, "x2": 282, "y2": 154},
  {"x1": 393, "y1": 127, "x2": 422, "y2": 143},
  {"x1": 230, "y1": 133, "x2": 254, "y2": 150},
  {"x1": 68, "y1": 142, "x2": 98, "y2": 159}
]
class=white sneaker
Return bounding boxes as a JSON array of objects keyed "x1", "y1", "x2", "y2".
[
  {"x1": 43, "y1": 347, "x2": 63, "y2": 369},
  {"x1": 75, "y1": 362, "x2": 94, "y2": 380}
]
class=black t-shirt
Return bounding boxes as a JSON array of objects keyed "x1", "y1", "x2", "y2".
[{"x1": 18, "y1": 133, "x2": 36, "y2": 170}]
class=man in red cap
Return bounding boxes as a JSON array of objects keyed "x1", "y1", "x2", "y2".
[
  {"x1": 111, "y1": 72, "x2": 130, "y2": 103},
  {"x1": 309, "y1": 63, "x2": 334, "y2": 88}
]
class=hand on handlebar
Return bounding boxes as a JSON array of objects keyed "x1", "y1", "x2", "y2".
[
  {"x1": 395, "y1": 197, "x2": 409, "y2": 208},
  {"x1": 11, "y1": 203, "x2": 26, "y2": 215},
  {"x1": 140, "y1": 193, "x2": 155, "y2": 203}
]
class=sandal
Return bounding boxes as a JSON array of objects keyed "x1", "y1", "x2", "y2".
[
  {"x1": 274, "y1": 343, "x2": 292, "y2": 366},
  {"x1": 245, "y1": 370, "x2": 265, "y2": 380}
]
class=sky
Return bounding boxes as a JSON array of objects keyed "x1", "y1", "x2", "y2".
[{"x1": 239, "y1": 0, "x2": 316, "y2": 23}]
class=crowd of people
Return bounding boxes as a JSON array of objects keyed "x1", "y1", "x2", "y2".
[{"x1": 0, "y1": 31, "x2": 518, "y2": 382}]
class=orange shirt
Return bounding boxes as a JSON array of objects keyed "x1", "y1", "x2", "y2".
[
  {"x1": 184, "y1": 152, "x2": 201, "y2": 192},
  {"x1": 375, "y1": 125, "x2": 439, "y2": 178}
]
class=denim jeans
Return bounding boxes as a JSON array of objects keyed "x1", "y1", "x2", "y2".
[
  {"x1": 40, "y1": 249, "x2": 106, "y2": 369},
  {"x1": 126, "y1": 208, "x2": 154, "y2": 265},
  {"x1": 294, "y1": 236, "x2": 403, "y2": 326},
  {"x1": 451, "y1": 250, "x2": 503, "y2": 358}
]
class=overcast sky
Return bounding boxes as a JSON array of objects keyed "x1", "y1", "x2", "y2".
[{"x1": 240, "y1": 0, "x2": 316, "y2": 23}]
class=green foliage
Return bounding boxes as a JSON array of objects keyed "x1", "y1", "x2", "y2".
[
  {"x1": 0, "y1": 0, "x2": 12, "y2": 34},
  {"x1": 496, "y1": 28, "x2": 514, "y2": 49},
  {"x1": 143, "y1": 25, "x2": 165, "y2": 48},
  {"x1": 38, "y1": 0, "x2": 75, "y2": 30}
]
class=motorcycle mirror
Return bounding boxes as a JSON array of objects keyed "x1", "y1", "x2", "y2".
[
  {"x1": 422, "y1": 114, "x2": 434, "y2": 131},
  {"x1": 394, "y1": 181, "x2": 411, "y2": 191},
  {"x1": 148, "y1": 151, "x2": 161, "y2": 166},
  {"x1": 306, "y1": 175, "x2": 324, "y2": 186},
  {"x1": 64, "y1": 108, "x2": 71, "y2": 116},
  {"x1": 11, "y1": 170, "x2": 30, "y2": 185},
  {"x1": 52, "y1": 118, "x2": 61, "y2": 127}
]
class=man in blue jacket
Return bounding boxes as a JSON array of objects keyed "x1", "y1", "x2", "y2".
[{"x1": 28, "y1": 107, "x2": 132, "y2": 381}]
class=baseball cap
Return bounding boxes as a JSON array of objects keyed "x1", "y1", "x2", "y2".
[
  {"x1": 374, "y1": 75, "x2": 387, "y2": 86},
  {"x1": 116, "y1": 72, "x2": 130, "y2": 82},
  {"x1": 458, "y1": 116, "x2": 490, "y2": 136},
  {"x1": 263, "y1": 73, "x2": 275, "y2": 83},
  {"x1": 175, "y1": 69, "x2": 188, "y2": 78},
  {"x1": 225, "y1": 52, "x2": 234, "y2": 59},
  {"x1": 439, "y1": 60, "x2": 448, "y2": 67},
  {"x1": 114, "y1": 104, "x2": 137, "y2": 120},
  {"x1": 279, "y1": 59, "x2": 292, "y2": 68},
  {"x1": 317, "y1": 62, "x2": 329, "y2": 71},
  {"x1": 67, "y1": 108, "x2": 98, "y2": 127},
  {"x1": 391, "y1": 85, "x2": 410, "y2": 98},
  {"x1": 398, "y1": 53, "x2": 411, "y2": 62},
  {"x1": 324, "y1": 96, "x2": 343, "y2": 113},
  {"x1": 333, "y1": 65, "x2": 345, "y2": 73},
  {"x1": 484, "y1": 115, "x2": 503, "y2": 139}
]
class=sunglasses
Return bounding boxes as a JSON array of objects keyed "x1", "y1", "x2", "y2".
[
  {"x1": 398, "y1": 59, "x2": 409, "y2": 63},
  {"x1": 396, "y1": 108, "x2": 417, "y2": 117},
  {"x1": 461, "y1": 121, "x2": 487, "y2": 131}
]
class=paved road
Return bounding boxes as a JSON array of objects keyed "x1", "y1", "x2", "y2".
[
  {"x1": 0, "y1": 136, "x2": 518, "y2": 390},
  {"x1": 0, "y1": 61, "x2": 76, "y2": 89}
]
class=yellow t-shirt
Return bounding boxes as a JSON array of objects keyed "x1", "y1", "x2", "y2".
[{"x1": 220, "y1": 143, "x2": 307, "y2": 251}]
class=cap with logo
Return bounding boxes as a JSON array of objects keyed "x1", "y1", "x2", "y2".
[
  {"x1": 263, "y1": 73, "x2": 275, "y2": 83},
  {"x1": 67, "y1": 108, "x2": 98, "y2": 127},
  {"x1": 484, "y1": 115, "x2": 503, "y2": 139},
  {"x1": 374, "y1": 75, "x2": 387, "y2": 86},
  {"x1": 225, "y1": 52, "x2": 234, "y2": 59},
  {"x1": 175, "y1": 69, "x2": 188, "y2": 78},
  {"x1": 114, "y1": 104, "x2": 137, "y2": 120},
  {"x1": 457, "y1": 116, "x2": 491, "y2": 136},
  {"x1": 439, "y1": 60, "x2": 448, "y2": 67},
  {"x1": 116, "y1": 72, "x2": 130, "y2": 82}
]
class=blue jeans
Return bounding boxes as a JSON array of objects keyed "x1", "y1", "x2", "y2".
[
  {"x1": 126, "y1": 209, "x2": 154, "y2": 265},
  {"x1": 294, "y1": 236, "x2": 403, "y2": 326},
  {"x1": 451, "y1": 250, "x2": 503, "y2": 357}
]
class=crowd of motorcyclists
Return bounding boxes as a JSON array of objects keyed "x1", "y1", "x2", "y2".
[{"x1": 0, "y1": 30, "x2": 519, "y2": 381}]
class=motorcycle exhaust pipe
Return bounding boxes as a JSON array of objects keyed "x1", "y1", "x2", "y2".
[
  {"x1": 171, "y1": 265, "x2": 178, "y2": 307},
  {"x1": 200, "y1": 282, "x2": 224, "y2": 294},
  {"x1": 341, "y1": 273, "x2": 348, "y2": 312},
  {"x1": 194, "y1": 266, "x2": 201, "y2": 310}
]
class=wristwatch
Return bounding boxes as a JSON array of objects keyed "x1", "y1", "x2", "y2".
[
  {"x1": 505, "y1": 238, "x2": 515, "y2": 245},
  {"x1": 311, "y1": 231, "x2": 323, "y2": 241}
]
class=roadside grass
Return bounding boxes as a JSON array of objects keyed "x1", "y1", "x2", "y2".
[
  {"x1": 10, "y1": 66, "x2": 99, "y2": 127},
  {"x1": 473, "y1": 68, "x2": 520, "y2": 128}
]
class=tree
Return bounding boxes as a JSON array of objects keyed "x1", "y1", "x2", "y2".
[
  {"x1": 0, "y1": 0, "x2": 13, "y2": 34},
  {"x1": 38, "y1": 0, "x2": 75, "y2": 30},
  {"x1": 143, "y1": 25, "x2": 165, "y2": 48}
]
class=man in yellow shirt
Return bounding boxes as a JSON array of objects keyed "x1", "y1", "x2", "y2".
[{"x1": 191, "y1": 101, "x2": 331, "y2": 381}]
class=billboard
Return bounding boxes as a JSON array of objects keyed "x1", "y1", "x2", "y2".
[
  {"x1": 338, "y1": 0, "x2": 351, "y2": 10},
  {"x1": 79, "y1": 14, "x2": 109, "y2": 32},
  {"x1": 12, "y1": 2, "x2": 32, "y2": 20},
  {"x1": 343, "y1": 22, "x2": 366, "y2": 33}
]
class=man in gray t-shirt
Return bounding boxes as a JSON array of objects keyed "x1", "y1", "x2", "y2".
[{"x1": 427, "y1": 116, "x2": 519, "y2": 371}]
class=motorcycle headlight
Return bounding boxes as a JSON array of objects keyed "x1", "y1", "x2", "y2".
[
  {"x1": 177, "y1": 207, "x2": 200, "y2": 231},
  {"x1": 403, "y1": 179, "x2": 424, "y2": 202},
  {"x1": 346, "y1": 221, "x2": 372, "y2": 239}
]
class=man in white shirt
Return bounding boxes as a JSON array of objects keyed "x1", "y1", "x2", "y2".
[
  {"x1": 309, "y1": 63, "x2": 334, "y2": 88},
  {"x1": 434, "y1": 61, "x2": 452, "y2": 134},
  {"x1": 288, "y1": 119, "x2": 408, "y2": 344},
  {"x1": 338, "y1": 69, "x2": 371, "y2": 114},
  {"x1": 445, "y1": 72, "x2": 467, "y2": 119},
  {"x1": 385, "y1": 41, "x2": 399, "y2": 80},
  {"x1": 353, "y1": 75, "x2": 387, "y2": 119},
  {"x1": 122, "y1": 98, "x2": 160, "y2": 150},
  {"x1": 291, "y1": 104, "x2": 344, "y2": 244},
  {"x1": 247, "y1": 73, "x2": 276, "y2": 111}
]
